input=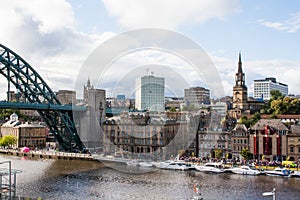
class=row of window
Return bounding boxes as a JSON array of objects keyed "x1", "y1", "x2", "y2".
[
  {"x1": 233, "y1": 139, "x2": 247, "y2": 144},
  {"x1": 289, "y1": 146, "x2": 300, "y2": 153}
]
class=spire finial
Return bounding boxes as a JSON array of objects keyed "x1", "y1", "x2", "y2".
[
  {"x1": 238, "y1": 52, "x2": 242, "y2": 73},
  {"x1": 87, "y1": 77, "x2": 91, "y2": 87}
]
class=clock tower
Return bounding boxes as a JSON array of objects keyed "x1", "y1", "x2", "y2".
[{"x1": 232, "y1": 52, "x2": 248, "y2": 110}]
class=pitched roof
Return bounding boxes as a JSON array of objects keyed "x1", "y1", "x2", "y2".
[
  {"x1": 250, "y1": 119, "x2": 288, "y2": 131},
  {"x1": 290, "y1": 125, "x2": 300, "y2": 134},
  {"x1": 233, "y1": 123, "x2": 247, "y2": 131}
]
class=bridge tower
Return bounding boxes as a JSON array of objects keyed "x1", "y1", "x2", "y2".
[{"x1": 79, "y1": 80, "x2": 106, "y2": 150}]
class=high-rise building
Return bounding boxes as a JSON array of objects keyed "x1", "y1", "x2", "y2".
[
  {"x1": 135, "y1": 74, "x2": 165, "y2": 112},
  {"x1": 184, "y1": 87, "x2": 210, "y2": 106},
  {"x1": 253, "y1": 77, "x2": 288, "y2": 100}
]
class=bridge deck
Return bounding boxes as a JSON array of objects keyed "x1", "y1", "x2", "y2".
[{"x1": 0, "y1": 101, "x2": 86, "y2": 111}]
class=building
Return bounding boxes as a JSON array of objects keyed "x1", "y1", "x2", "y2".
[
  {"x1": 287, "y1": 125, "x2": 300, "y2": 161},
  {"x1": 0, "y1": 113, "x2": 47, "y2": 149},
  {"x1": 198, "y1": 110, "x2": 231, "y2": 158},
  {"x1": 165, "y1": 97, "x2": 184, "y2": 110},
  {"x1": 135, "y1": 74, "x2": 165, "y2": 112},
  {"x1": 102, "y1": 111, "x2": 195, "y2": 160},
  {"x1": 253, "y1": 77, "x2": 288, "y2": 100},
  {"x1": 229, "y1": 53, "x2": 266, "y2": 118},
  {"x1": 231, "y1": 124, "x2": 248, "y2": 160},
  {"x1": 184, "y1": 87, "x2": 210, "y2": 106},
  {"x1": 249, "y1": 119, "x2": 289, "y2": 161},
  {"x1": 56, "y1": 90, "x2": 76, "y2": 104},
  {"x1": 232, "y1": 53, "x2": 248, "y2": 111},
  {"x1": 77, "y1": 79, "x2": 106, "y2": 149}
]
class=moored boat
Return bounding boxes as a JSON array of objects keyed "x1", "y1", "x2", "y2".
[
  {"x1": 126, "y1": 160, "x2": 139, "y2": 166},
  {"x1": 230, "y1": 165, "x2": 261, "y2": 175},
  {"x1": 164, "y1": 162, "x2": 190, "y2": 171},
  {"x1": 138, "y1": 161, "x2": 153, "y2": 167},
  {"x1": 195, "y1": 162, "x2": 224, "y2": 173},
  {"x1": 289, "y1": 170, "x2": 300, "y2": 177},
  {"x1": 265, "y1": 167, "x2": 291, "y2": 177}
]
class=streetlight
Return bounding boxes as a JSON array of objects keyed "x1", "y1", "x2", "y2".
[{"x1": 262, "y1": 188, "x2": 276, "y2": 200}]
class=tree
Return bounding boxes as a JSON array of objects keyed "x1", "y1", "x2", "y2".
[
  {"x1": 214, "y1": 149, "x2": 223, "y2": 159},
  {"x1": 241, "y1": 148, "x2": 253, "y2": 160},
  {"x1": 262, "y1": 90, "x2": 300, "y2": 115},
  {"x1": 169, "y1": 107, "x2": 176, "y2": 112},
  {"x1": 0, "y1": 135, "x2": 17, "y2": 147}
]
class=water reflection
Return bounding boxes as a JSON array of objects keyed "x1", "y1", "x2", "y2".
[{"x1": 1, "y1": 155, "x2": 300, "y2": 199}]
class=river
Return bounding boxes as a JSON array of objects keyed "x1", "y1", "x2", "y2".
[{"x1": 1, "y1": 154, "x2": 300, "y2": 200}]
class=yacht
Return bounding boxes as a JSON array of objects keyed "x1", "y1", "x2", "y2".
[
  {"x1": 265, "y1": 167, "x2": 291, "y2": 177},
  {"x1": 164, "y1": 162, "x2": 190, "y2": 171},
  {"x1": 152, "y1": 160, "x2": 176, "y2": 169},
  {"x1": 138, "y1": 161, "x2": 153, "y2": 168},
  {"x1": 288, "y1": 170, "x2": 300, "y2": 177},
  {"x1": 126, "y1": 160, "x2": 139, "y2": 166},
  {"x1": 195, "y1": 162, "x2": 224, "y2": 173},
  {"x1": 230, "y1": 165, "x2": 261, "y2": 175}
]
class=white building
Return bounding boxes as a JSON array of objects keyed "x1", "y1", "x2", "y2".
[
  {"x1": 135, "y1": 75, "x2": 165, "y2": 112},
  {"x1": 253, "y1": 77, "x2": 288, "y2": 100}
]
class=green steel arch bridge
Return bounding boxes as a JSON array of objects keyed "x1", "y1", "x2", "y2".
[{"x1": 0, "y1": 43, "x2": 86, "y2": 152}]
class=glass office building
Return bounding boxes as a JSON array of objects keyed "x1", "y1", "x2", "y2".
[{"x1": 135, "y1": 75, "x2": 165, "y2": 111}]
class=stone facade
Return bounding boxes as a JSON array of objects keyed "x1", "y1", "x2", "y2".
[
  {"x1": 102, "y1": 111, "x2": 195, "y2": 160},
  {"x1": 231, "y1": 124, "x2": 248, "y2": 159},
  {"x1": 287, "y1": 125, "x2": 300, "y2": 161},
  {"x1": 1, "y1": 113, "x2": 47, "y2": 149}
]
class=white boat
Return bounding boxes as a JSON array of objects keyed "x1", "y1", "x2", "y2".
[
  {"x1": 138, "y1": 161, "x2": 153, "y2": 167},
  {"x1": 152, "y1": 160, "x2": 175, "y2": 169},
  {"x1": 230, "y1": 165, "x2": 261, "y2": 175},
  {"x1": 126, "y1": 160, "x2": 139, "y2": 166},
  {"x1": 265, "y1": 167, "x2": 291, "y2": 177},
  {"x1": 289, "y1": 170, "x2": 300, "y2": 177},
  {"x1": 195, "y1": 162, "x2": 224, "y2": 173},
  {"x1": 164, "y1": 162, "x2": 190, "y2": 171}
]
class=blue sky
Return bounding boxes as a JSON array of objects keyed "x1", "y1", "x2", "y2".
[{"x1": 0, "y1": 0, "x2": 299, "y2": 98}]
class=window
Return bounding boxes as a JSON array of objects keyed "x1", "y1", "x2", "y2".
[
  {"x1": 298, "y1": 147, "x2": 300, "y2": 153},
  {"x1": 290, "y1": 146, "x2": 294, "y2": 153},
  {"x1": 233, "y1": 139, "x2": 236, "y2": 144}
]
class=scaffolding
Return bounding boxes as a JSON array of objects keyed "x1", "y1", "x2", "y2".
[{"x1": 0, "y1": 161, "x2": 21, "y2": 199}]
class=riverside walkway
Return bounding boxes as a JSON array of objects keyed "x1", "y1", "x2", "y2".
[{"x1": 0, "y1": 149, "x2": 94, "y2": 161}]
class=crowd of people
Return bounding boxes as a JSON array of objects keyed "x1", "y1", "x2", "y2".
[{"x1": 179, "y1": 155, "x2": 300, "y2": 169}]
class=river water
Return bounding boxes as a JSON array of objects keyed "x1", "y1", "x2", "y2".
[{"x1": 1, "y1": 154, "x2": 300, "y2": 200}]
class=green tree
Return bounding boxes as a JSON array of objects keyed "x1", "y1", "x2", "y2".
[
  {"x1": 241, "y1": 148, "x2": 253, "y2": 160},
  {"x1": 214, "y1": 149, "x2": 223, "y2": 159},
  {"x1": 0, "y1": 135, "x2": 17, "y2": 147},
  {"x1": 262, "y1": 90, "x2": 300, "y2": 115},
  {"x1": 169, "y1": 107, "x2": 176, "y2": 112}
]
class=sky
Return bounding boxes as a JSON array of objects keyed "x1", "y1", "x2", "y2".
[{"x1": 0, "y1": 0, "x2": 299, "y2": 99}]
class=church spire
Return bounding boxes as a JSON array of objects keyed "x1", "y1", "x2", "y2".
[
  {"x1": 234, "y1": 52, "x2": 246, "y2": 88},
  {"x1": 87, "y1": 77, "x2": 91, "y2": 88},
  {"x1": 238, "y1": 52, "x2": 242, "y2": 73}
]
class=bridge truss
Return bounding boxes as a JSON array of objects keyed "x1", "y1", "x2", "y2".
[{"x1": 0, "y1": 44, "x2": 85, "y2": 152}]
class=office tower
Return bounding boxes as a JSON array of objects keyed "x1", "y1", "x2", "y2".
[
  {"x1": 254, "y1": 77, "x2": 288, "y2": 100},
  {"x1": 135, "y1": 74, "x2": 165, "y2": 111}
]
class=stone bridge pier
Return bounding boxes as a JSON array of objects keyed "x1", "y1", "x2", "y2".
[{"x1": 75, "y1": 82, "x2": 106, "y2": 152}]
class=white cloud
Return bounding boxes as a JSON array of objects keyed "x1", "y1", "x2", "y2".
[
  {"x1": 102, "y1": 0, "x2": 240, "y2": 29},
  {"x1": 258, "y1": 12, "x2": 300, "y2": 33},
  {"x1": 0, "y1": 0, "x2": 115, "y2": 99}
]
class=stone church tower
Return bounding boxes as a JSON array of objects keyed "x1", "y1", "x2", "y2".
[{"x1": 232, "y1": 53, "x2": 248, "y2": 110}]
